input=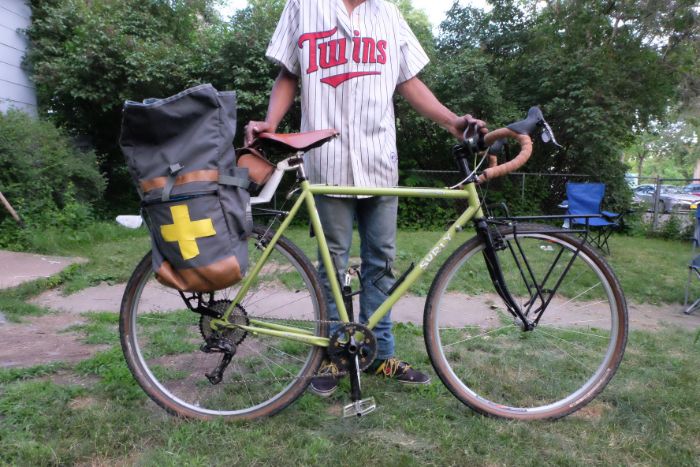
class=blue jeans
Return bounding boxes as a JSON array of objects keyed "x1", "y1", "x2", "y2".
[{"x1": 315, "y1": 195, "x2": 397, "y2": 360}]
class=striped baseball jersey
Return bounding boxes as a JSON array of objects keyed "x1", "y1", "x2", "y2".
[{"x1": 265, "y1": 0, "x2": 429, "y2": 189}]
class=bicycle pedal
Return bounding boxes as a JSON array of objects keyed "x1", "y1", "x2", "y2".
[{"x1": 342, "y1": 397, "x2": 376, "y2": 418}]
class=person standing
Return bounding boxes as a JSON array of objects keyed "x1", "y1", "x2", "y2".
[{"x1": 246, "y1": 0, "x2": 486, "y2": 396}]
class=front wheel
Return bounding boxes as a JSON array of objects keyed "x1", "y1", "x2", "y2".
[
  {"x1": 120, "y1": 225, "x2": 327, "y2": 420},
  {"x1": 424, "y1": 224, "x2": 627, "y2": 420}
]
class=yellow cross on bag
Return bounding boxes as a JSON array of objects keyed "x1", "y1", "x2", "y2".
[{"x1": 160, "y1": 205, "x2": 216, "y2": 260}]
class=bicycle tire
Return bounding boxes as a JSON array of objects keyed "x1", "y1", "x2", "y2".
[
  {"x1": 120, "y1": 225, "x2": 327, "y2": 420},
  {"x1": 424, "y1": 224, "x2": 627, "y2": 420}
]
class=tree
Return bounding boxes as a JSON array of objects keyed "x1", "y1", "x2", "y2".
[
  {"x1": 24, "y1": 0, "x2": 698, "y2": 219},
  {"x1": 213, "y1": 0, "x2": 291, "y2": 143},
  {"x1": 25, "y1": 0, "x2": 225, "y2": 209},
  {"x1": 0, "y1": 110, "x2": 105, "y2": 246},
  {"x1": 625, "y1": 118, "x2": 700, "y2": 181}
]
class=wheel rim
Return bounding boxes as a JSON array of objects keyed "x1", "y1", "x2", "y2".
[
  {"x1": 124, "y1": 230, "x2": 323, "y2": 418},
  {"x1": 429, "y1": 232, "x2": 624, "y2": 417}
]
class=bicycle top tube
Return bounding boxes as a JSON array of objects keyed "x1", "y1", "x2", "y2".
[{"x1": 250, "y1": 153, "x2": 477, "y2": 204}]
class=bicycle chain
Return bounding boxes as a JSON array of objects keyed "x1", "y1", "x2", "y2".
[{"x1": 209, "y1": 314, "x2": 354, "y2": 384}]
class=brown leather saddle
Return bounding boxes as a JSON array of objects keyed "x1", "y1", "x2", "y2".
[
  {"x1": 237, "y1": 129, "x2": 338, "y2": 187},
  {"x1": 257, "y1": 129, "x2": 338, "y2": 153}
]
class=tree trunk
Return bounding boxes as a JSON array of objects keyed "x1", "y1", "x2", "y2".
[
  {"x1": 693, "y1": 158, "x2": 700, "y2": 182},
  {"x1": 637, "y1": 155, "x2": 646, "y2": 184}
]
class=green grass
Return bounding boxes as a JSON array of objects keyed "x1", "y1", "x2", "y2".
[
  {"x1": 67, "y1": 312, "x2": 120, "y2": 345},
  {"x1": 0, "y1": 362, "x2": 70, "y2": 384},
  {"x1": 0, "y1": 323, "x2": 698, "y2": 465},
  {"x1": 606, "y1": 234, "x2": 693, "y2": 304}
]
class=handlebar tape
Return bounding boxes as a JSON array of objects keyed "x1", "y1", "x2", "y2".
[{"x1": 478, "y1": 128, "x2": 532, "y2": 183}]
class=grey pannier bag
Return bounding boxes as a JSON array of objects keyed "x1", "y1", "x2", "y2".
[{"x1": 119, "y1": 84, "x2": 251, "y2": 292}]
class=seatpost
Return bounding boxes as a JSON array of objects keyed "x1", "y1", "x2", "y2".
[{"x1": 291, "y1": 151, "x2": 307, "y2": 180}]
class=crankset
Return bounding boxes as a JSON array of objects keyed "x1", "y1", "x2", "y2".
[{"x1": 327, "y1": 323, "x2": 378, "y2": 372}]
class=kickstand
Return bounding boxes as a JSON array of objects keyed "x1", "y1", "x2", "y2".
[{"x1": 349, "y1": 348, "x2": 361, "y2": 403}]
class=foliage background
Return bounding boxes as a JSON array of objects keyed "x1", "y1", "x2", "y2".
[
  {"x1": 0, "y1": 110, "x2": 105, "y2": 248},
  {"x1": 9, "y1": 0, "x2": 699, "y2": 230}
]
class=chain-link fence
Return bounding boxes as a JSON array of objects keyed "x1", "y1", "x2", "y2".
[{"x1": 632, "y1": 177, "x2": 700, "y2": 232}]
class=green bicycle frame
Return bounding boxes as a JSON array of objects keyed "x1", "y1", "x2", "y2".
[{"x1": 213, "y1": 180, "x2": 484, "y2": 348}]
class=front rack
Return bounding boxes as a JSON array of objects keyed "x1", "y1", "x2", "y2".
[{"x1": 485, "y1": 213, "x2": 611, "y2": 253}]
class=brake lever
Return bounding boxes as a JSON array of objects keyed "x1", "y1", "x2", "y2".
[
  {"x1": 462, "y1": 122, "x2": 489, "y2": 152},
  {"x1": 538, "y1": 117, "x2": 562, "y2": 148}
]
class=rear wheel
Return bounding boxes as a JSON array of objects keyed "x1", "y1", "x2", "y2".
[
  {"x1": 424, "y1": 224, "x2": 627, "y2": 420},
  {"x1": 120, "y1": 225, "x2": 327, "y2": 420}
]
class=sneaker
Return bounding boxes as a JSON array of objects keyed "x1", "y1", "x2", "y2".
[
  {"x1": 366, "y1": 357, "x2": 431, "y2": 385},
  {"x1": 308, "y1": 360, "x2": 340, "y2": 397}
]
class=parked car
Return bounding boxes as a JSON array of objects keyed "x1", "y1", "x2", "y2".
[
  {"x1": 682, "y1": 184, "x2": 700, "y2": 197},
  {"x1": 662, "y1": 191, "x2": 699, "y2": 212},
  {"x1": 633, "y1": 184, "x2": 698, "y2": 212},
  {"x1": 632, "y1": 184, "x2": 656, "y2": 204}
]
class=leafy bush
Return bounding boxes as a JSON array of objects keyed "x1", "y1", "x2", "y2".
[
  {"x1": 625, "y1": 209, "x2": 695, "y2": 241},
  {"x1": 0, "y1": 110, "x2": 105, "y2": 249},
  {"x1": 396, "y1": 172, "x2": 457, "y2": 229}
]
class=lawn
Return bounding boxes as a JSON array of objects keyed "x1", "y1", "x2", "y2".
[
  {"x1": 1, "y1": 222, "x2": 699, "y2": 465},
  {"x1": 1, "y1": 322, "x2": 698, "y2": 465}
]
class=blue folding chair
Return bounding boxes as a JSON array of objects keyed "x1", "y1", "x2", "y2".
[
  {"x1": 566, "y1": 182, "x2": 623, "y2": 254},
  {"x1": 683, "y1": 208, "x2": 700, "y2": 315}
]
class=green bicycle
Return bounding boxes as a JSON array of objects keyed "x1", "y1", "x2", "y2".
[{"x1": 119, "y1": 107, "x2": 628, "y2": 421}]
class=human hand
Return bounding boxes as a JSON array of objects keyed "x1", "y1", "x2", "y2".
[
  {"x1": 244, "y1": 121, "x2": 275, "y2": 147},
  {"x1": 452, "y1": 114, "x2": 488, "y2": 140}
]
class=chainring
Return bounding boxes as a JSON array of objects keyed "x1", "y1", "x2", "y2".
[
  {"x1": 199, "y1": 300, "x2": 249, "y2": 345},
  {"x1": 327, "y1": 323, "x2": 378, "y2": 372}
]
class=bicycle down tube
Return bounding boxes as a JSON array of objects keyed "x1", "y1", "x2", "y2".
[{"x1": 216, "y1": 179, "x2": 484, "y2": 346}]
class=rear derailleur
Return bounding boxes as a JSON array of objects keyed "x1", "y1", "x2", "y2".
[
  {"x1": 190, "y1": 297, "x2": 249, "y2": 385},
  {"x1": 200, "y1": 337, "x2": 236, "y2": 385}
]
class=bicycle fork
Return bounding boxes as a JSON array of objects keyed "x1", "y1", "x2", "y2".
[{"x1": 475, "y1": 219, "x2": 535, "y2": 331}]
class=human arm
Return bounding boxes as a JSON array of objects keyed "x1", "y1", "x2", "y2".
[
  {"x1": 244, "y1": 68, "x2": 299, "y2": 146},
  {"x1": 396, "y1": 76, "x2": 487, "y2": 139}
]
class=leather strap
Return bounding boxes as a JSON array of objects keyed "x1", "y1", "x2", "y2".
[{"x1": 140, "y1": 169, "x2": 219, "y2": 193}]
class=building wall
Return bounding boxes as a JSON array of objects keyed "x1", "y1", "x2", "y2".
[{"x1": 0, "y1": 0, "x2": 37, "y2": 115}]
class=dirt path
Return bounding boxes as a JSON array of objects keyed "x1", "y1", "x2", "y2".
[
  {"x1": 0, "y1": 313, "x2": 109, "y2": 368},
  {"x1": 1, "y1": 283, "x2": 699, "y2": 369}
]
